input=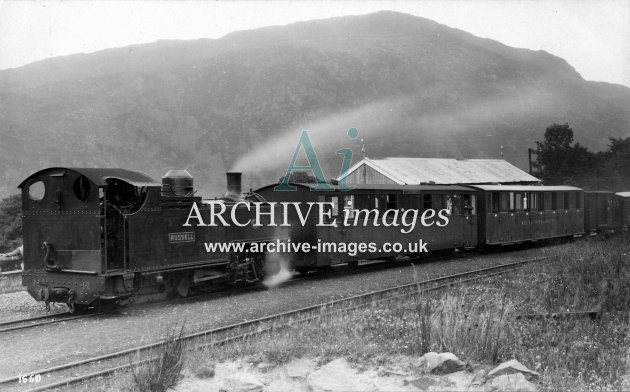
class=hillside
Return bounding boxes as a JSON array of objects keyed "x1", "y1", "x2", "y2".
[{"x1": 1, "y1": 11, "x2": 629, "y2": 197}]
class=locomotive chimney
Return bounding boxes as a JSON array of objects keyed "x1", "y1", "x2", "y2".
[{"x1": 223, "y1": 172, "x2": 242, "y2": 201}]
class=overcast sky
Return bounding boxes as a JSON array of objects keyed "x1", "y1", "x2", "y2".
[{"x1": 1, "y1": 0, "x2": 629, "y2": 87}]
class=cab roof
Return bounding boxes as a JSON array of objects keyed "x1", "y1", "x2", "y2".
[{"x1": 18, "y1": 167, "x2": 160, "y2": 188}]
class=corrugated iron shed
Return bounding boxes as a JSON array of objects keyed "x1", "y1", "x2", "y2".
[
  {"x1": 472, "y1": 185, "x2": 580, "y2": 191},
  {"x1": 339, "y1": 157, "x2": 540, "y2": 185}
]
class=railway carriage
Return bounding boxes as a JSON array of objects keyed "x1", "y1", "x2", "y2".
[
  {"x1": 256, "y1": 183, "x2": 479, "y2": 271},
  {"x1": 616, "y1": 192, "x2": 630, "y2": 229},
  {"x1": 584, "y1": 191, "x2": 622, "y2": 233},
  {"x1": 19, "y1": 168, "x2": 285, "y2": 310},
  {"x1": 472, "y1": 185, "x2": 584, "y2": 244}
]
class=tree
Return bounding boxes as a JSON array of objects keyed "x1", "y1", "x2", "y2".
[
  {"x1": 599, "y1": 137, "x2": 630, "y2": 190},
  {"x1": 532, "y1": 123, "x2": 594, "y2": 186},
  {"x1": 532, "y1": 123, "x2": 630, "y2": 190},
  {"x1": 0, "y1": 194, "x2": 22, "y2": 252}
]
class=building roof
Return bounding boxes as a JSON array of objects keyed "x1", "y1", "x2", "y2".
[
  {"x1": 471, "y1": 185, "x2": 582, "y2": 192},
  {"x1": 255, "y1": 183, "x2": 476, "y2": 193},
  {"x1": 19, "y1": 167, "x2": 160, "y2": 188},
  {"x1": 339, "y1": 157, "x2": 540, "y2": 185}
]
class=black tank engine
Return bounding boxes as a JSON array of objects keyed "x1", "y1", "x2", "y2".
[{"x1": 19, "y1": 167, "x2": 285, "y2": 311}]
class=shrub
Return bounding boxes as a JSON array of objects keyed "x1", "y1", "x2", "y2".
[{"x1": 130, "y1": 326, "x2": 186, "y2": 392}]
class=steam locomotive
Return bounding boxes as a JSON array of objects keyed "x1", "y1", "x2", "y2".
[
  {"x1": 18, "y1": 167, "x2": 629, "y2": 311},
  {"x1": 19, "y1": 168, "x2": 286, "y2": 310}
]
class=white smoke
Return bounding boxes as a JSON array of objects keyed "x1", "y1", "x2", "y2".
[
  {"x1": 230, "y1": 86, "x2": 552, "y2": 177},
  {"x1": 262, "y1": 253, "x2": 293, "y2": 288},
  {"x1": 230, "y1": 95, "x2": 413, "y2": 174}
]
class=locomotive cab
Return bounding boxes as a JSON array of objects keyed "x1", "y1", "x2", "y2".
[{"x1": 19, "y1": 167, "x2": 159, "y2": 309}]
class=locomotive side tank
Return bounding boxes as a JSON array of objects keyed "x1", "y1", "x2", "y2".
[{"x1": 19, "y1": 168, "x2": 286, "y2": 310}]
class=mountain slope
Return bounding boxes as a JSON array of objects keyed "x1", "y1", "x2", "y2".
[{"x1": 1, "y1": 11, "x2": 629, "y2": 197}]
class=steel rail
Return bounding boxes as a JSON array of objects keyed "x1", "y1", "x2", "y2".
[{"x1": 0, "y1": 313, "x2": 70, "y2": 328}]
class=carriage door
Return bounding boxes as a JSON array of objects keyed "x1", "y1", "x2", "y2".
[
  {"x1": 462, "y1": 194, "x2": 477, "y2": 247},
  {"x1": 104, "y1": 181, "x2": 127, "y2": 271}
]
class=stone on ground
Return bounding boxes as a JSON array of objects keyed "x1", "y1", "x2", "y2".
[
  {"x1": 307, "y1": 358, "x2": 364, "y2": 392},
  {"x1": 285, "y1": 357, "x2": 317, "y2": 379},
  {"x1": 418, "y1": 352, "x2": 466, "y2": 374},
  {"x1": 171, "y1": 362, "x2": 264, "y2": 392},
  {"x1": 486, "y1": 373, "x2": 537, "y2": 392},
  {"x1": 404, "y1": 371, "x2": 483, "y2": 391},
  {"x1": 194, "y1": 364, "x2": 215, "y2": 379},
  {"x1": 488, "y1": 359, "x2": 540, "y2": 380},
  {"x1": 225, "y1": 373, "x2": 264, "y2": 392}
]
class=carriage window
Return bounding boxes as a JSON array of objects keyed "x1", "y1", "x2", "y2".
[
  {"x1": 400, "y1": 194, "x2": 420, "y2": 210},
  {"x1": 452, "y1": 194, "x2": 462, "y2": 215},
  {"x1": 374, "y1": 194, "x2": 387, "y2": 213},
  {"x1": 423, "y1": 194, "x2": 432, "y2": 210},
  {"x1": 445, "y1": 195, "x2": 453, "y2": 215},
  {"x1": 509, "y1": 192, "x2": 515, "y2": 212},
  {"x1": 527, "y1": 192, "x2": 538, "y2": 211},
  {"x1": 463, "y1": 194, "x2": 476, "y2": 215},
  {"x1": 575, "y1": 192, "x2": 581, "y2": 209},
  {"x1": 525, "y1": 192, "x2": 531, "y2": 211},
  {"x1": 319, "y1": 195, "x2": 338, "y2": 221},
  {"x1": 355, "y1": 194, "x2": 370, "y2": 210},
  {"x1": 543, "y1": 193, "x2": 551, "y2": 210},
  {"x1": 515, "y1": 193, "x2": 523, "y2": 211},
  {"x1": 537, "y1": 193, "x2": 544, "y2": 211},
  {"x1": 500, "y1": 192, "x2": 509, "y2": 212},
  {"x1": 28, "y1": 180, "x2": 45, "y2": 201},
  {"x1": 564, "y1": 192, "x2": 570, "y2": 209},
  {"x1": 433, "y1": 194, "x2": 445, "y2": 210},
  {"x1": 386, "y1": 194, "x2": 398, "y2": 210},
  {"x1": 343, "y1": 195, "x2": 355, "y2": 219},
  {"x1": 331, "y1": 196, "x2": 339, "y2": 217},
  {"x1": 491, "y1": 192, "x2": 499, "y2": 213},
  {"x1": 551, "y1": 193, "x2": 558, "y2": 209}
]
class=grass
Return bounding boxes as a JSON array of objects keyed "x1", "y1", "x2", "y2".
[
  {"x1": 0, "y1": 272, "x2": 24, "y2": 294},
  {"x1": 117, "y1": 237, "x2": 630, "y2": 391},
  {"x1": 128, "y1": 326, "x2": 186, "y2": 392}
]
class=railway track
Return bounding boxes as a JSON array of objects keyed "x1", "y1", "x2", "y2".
[
  {"x1": 0, "y1": 255, "x2": 550, "y2": 392},
  {"x1": 0, "y1": 249, "x2": 467, "y2": 335},
  {"x1": 0, "y1": 312, "x2": 95, "y2": 333}
]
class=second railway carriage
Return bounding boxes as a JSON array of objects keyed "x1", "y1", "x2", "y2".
[
  {"x1": 19, "y1": 168, "x2": 285, "y2": 309},
  {"x1": 584, "y1": 191, "x2": 622, "y2": 233},
  {"x1": 472, "y1": 185, "x2": 584, "y2": 244},
  {"x1": 256, "y1": 183, "x2": 479, "y2": 272}
]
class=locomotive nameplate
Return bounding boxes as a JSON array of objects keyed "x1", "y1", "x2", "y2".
[{"x1": 168, "y1": 232, "x2": 195, "y2": 243}]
